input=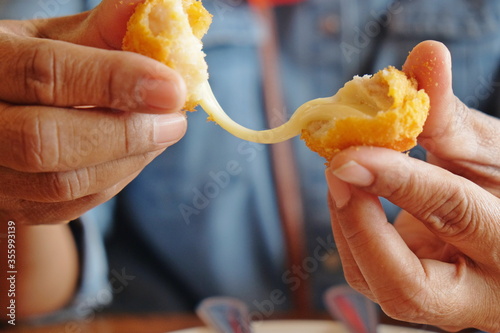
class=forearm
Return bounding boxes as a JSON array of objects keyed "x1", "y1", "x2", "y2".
[{"x1": 14, "y1": 223, "x2": 79, "y2": 319}]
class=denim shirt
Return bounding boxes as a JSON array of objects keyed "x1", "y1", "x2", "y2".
[
  {"x1": 0, "y1": 0, "x2": 100, "y2": 18},
  {"x1": 108, "y1": 0, "x2": 500, "y2": 315},
  {"x1": 2, "y1": 0, "x2": 500, "y2": 320}
]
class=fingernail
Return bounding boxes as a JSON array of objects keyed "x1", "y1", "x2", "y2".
[
  {"x1": 325, "y1": 169, "x2": 351, "y2": 209},
  {"x1": 332, "y1": 160, "x2": 374, "y2": 187},
  {"x1": 154, "y1": 113, "x2": 187, "y2": 145},
  {"x1": 138, "y1": 78, "x2": 185, "y2": 111}
]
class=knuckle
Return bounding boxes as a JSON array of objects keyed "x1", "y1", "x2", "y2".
[
  {"x1": 107, "y1": 66, "x2": 126, "y2": 110},
  {"x1": 375, "y1": 157, "x2": 423, "y2": 207},
  {"x1": 20, "y1": 42, "x2": 59, "y2": 105},
  {"x1": 379, "y1": 159, "x2": 420, "y2": 202},
  {"x1": 379, "y1": 158, "x2": 478, "y2": 242},
  {"x1": 16, "y1": 112, "x2": 61, "y2": 172},
  {"x1": 344, "y1": 275, "x2": 370, "y2": 295},
  {"x1": 381, "y1": 289, "x2": 462, "y2": 326},
  {"x1": 378, "y1": 286, "x2": 430, "y2": 322},
  {"x1": 343, "y1": 227, "x2": 375, "y2": 248},
  {"x1": 122, "y1": 117, "x2": 134, "y2": 155},
  {"x1": 122, "y1": 113, "x2": 149, "y2": 155},
  {"x1": 107, "y1": 57, "x2": 141, "y2": 111},
  {"x1": 380, "y1": 295, "x2": 420, "y2": 321},
  {"x1": 46, "y1": 169, "x2": 92, "y2": 202},
  {"x1": 418, "y1": 186, "x2": 475, "y2": 240}
]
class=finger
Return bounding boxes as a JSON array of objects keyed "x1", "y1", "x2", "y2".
[
  {"x1": 326, "y1": 173, "x2": 428, "y2": 312},
  {"x1": 329, "y1": 146, "x2": 500, "y2": 267},
  {"x1": 0, "y1": 150, "x2": 162, "y2": 202},
  {"x1": 33, "y1": 0, "x2": 144, "y2": 50},
  {"x1": 0, "y1": 103, "x2": 186, "y2": 172},
  {"x1": 327, "y1": 170, "x2": 422, "y2": 287},
  {"x1": 0, "y1": 170, "x2": 140, "y2": 225},
  {"x1": 325, "y1": 164, "x2": 489, "y2": 328},
  {"x1": 328, "y1": 182, "x2": 484, "y2": 328},
  {"x1": 403, "y1": 41, "x2": 500, "y2": 177},
  {"x1": 85, "y1": 0, "x2": 144, "y2": 49},
  {"x1": 0, "y1": 33, "x2": 186, "y2": 112},
  {"x1": 394, "y1": 211, "x2": 455, "y2": 261},
  {"x1": 325, "y1": 175, "x2": 373, "y2": 300}
]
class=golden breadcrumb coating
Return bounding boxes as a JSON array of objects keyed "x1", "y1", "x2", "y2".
[
  {"x1": 122, "y1": 0, "x2": 212, "y2": 111},
  {"x1": 122, "y1": 1, "x2": 429, "y2": 159},
  {"x1": 301, "y1": 67, "x2": 430, "y2": 161}
]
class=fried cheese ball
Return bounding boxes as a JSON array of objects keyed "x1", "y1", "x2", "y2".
[
  {"x1": 122, "y1": 0, "x2": 212, "y2": 111},
  {"x1": 301, "y1": 67, "x2": 430, "y2": 161},
  {"x1": 122, "y1": 1, "x2": 429, "y2": 160}
]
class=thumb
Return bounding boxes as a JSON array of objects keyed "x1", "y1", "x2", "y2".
[
  {"x1": 1, "y1": 0, "x2": 187, "y2": 112},
  {"x1": 403, "y1": 40, "x2": 500, "y2": 195},
  {"x1": 328, "y1": 146, "x2": 500, "y2": 268},
  {"x1": 35, "y1": 0, "x2": 145, "y2": 50},
  {"x1": 403, "y1": 40, "x2": 500, "y2": 168},
  {"x1": 402, "y1": 40, "x2": 454, "y2": 141},
  {"x1": 86, "y1": 0, "x2": 145, "y2": 49}
]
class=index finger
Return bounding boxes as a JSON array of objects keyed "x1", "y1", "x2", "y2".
[
  {"x1": 329, "y1": 147, "x2": 500, "y2": 267},
  {"x1": 326, "y1": 172, "x2": 483, "y2": 328},
  {"x1": 0, "y1": 32, "x2": 186, "y2": 113}
]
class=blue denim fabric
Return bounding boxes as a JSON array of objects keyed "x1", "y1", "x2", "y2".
[
  {"x1": 109, "y1": 1, "x2": 291, "y2": 312},
  {"x1": 2, "y1": 0, "x2": 500, "y2": 319},
  {"x1": 110, "y1": 0, "x2": 500, "y2": 313},
  {"x1": 0, "y1": 0, "x2": 82, "y2": 19}
]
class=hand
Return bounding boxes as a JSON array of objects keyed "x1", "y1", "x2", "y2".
[
  {"x1": 0, "y1": 0, "x2": 187, "y2": 224},
  {"x1": 325, "y1": 41, "x2": 500, "y2": 332}
]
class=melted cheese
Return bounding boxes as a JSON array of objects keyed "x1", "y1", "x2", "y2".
[{"x1": 199, "y1": 74, "x2": 382, "y2": 144}]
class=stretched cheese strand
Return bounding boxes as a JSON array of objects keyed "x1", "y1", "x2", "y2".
[
  {"x1": 199, "y1": 80, "x2": 370, "y2": 144},
  {"x1": 122, "y1": 1, "x2": 428, "y2": 153},
  {"x1": 122, "y1": 0, "x2": 381, "y2": 145}
]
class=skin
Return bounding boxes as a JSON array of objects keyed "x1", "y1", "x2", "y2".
[
  {"x1": 16, "y1": 224, "x2": 80, "y2": 317},
  {"x1": 0, "y1": 0, "x2": 187, "y2": 224},
  {"x1": 326, "y1": 41, "x2": 500, "y2": 332},
  {"x1": 2, "y1": 1, "x2": 497, "y2": 328},
  {"x1": 0, "y1": 0, "x2": 186, "y2": 318}
]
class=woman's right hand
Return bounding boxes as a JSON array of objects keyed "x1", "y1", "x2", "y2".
[{"x1": 325, "y1": 41, "x2": 500, "y2": 331}]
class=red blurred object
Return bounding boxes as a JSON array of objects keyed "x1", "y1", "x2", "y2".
[{"x1": 248, "y1": 0, "x2": 304, "y2": 8}]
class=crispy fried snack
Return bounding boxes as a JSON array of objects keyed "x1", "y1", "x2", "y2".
[
  {"x1": 301, "y1": 67, "x2": 430, "y2": 160},
  {"x1": 122, "y1": 1, "x2": 429, "y2": 160},
  {"x1": 122, "y1": 0, "x2": 212, "y2": 111}
]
